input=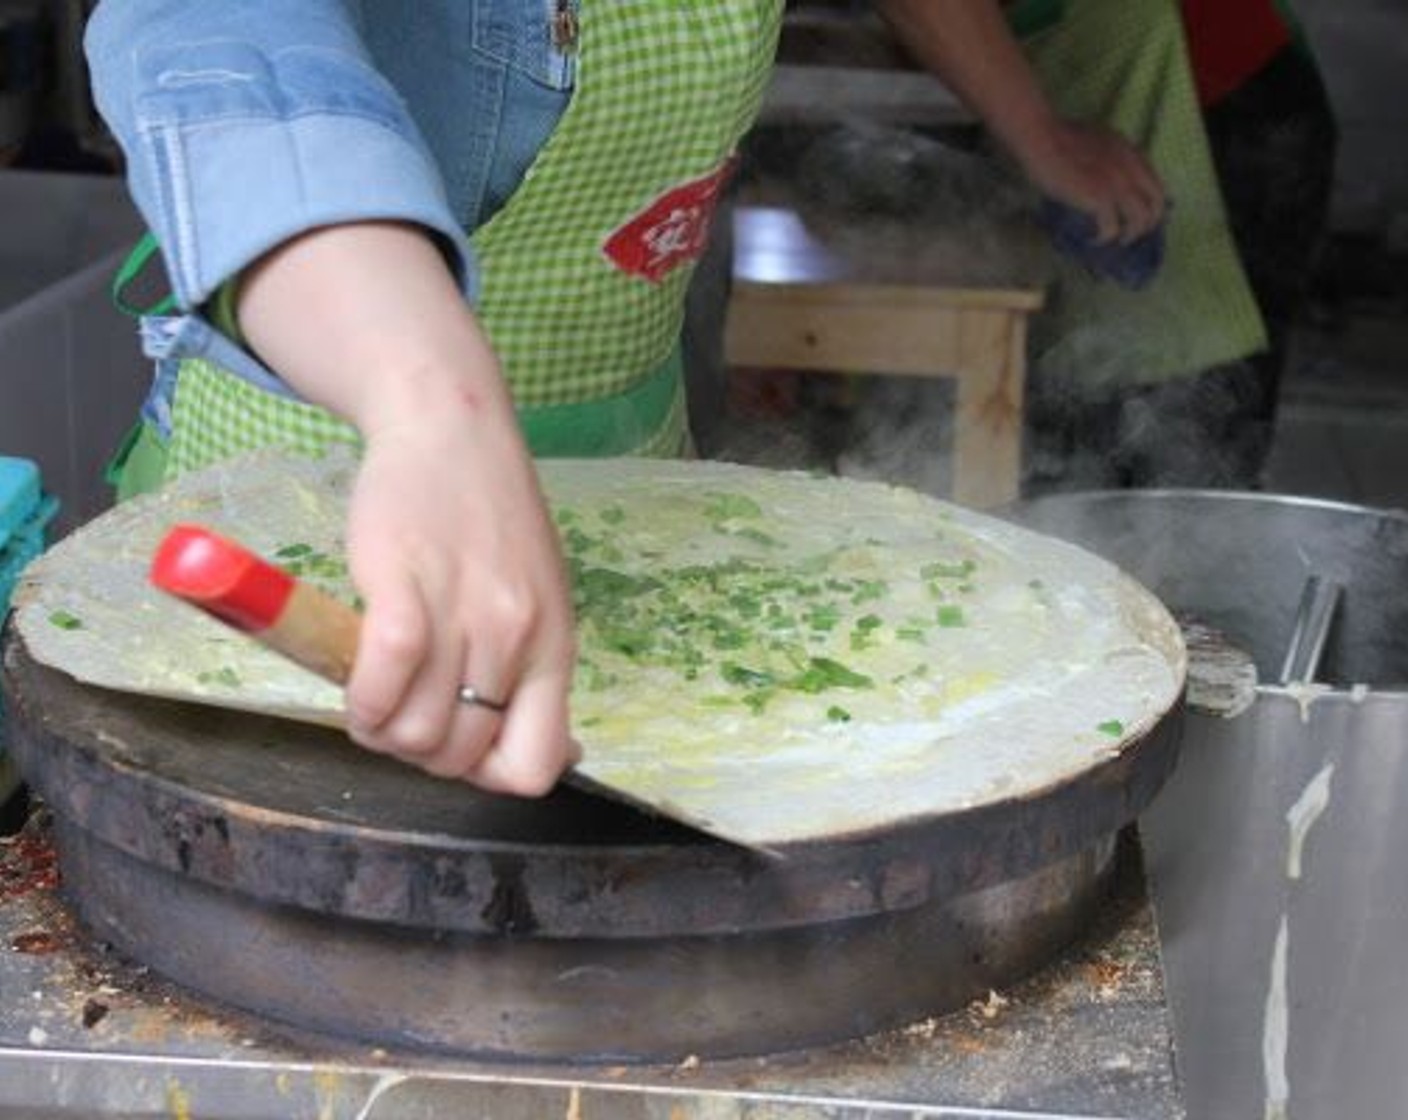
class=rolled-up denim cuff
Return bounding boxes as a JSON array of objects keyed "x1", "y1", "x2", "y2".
[{"x1": 140, "y1": 112, "x2": 480, "y2": 309}]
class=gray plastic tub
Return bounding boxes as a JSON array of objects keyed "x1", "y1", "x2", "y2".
[{"x1": 0, "y1": 171, "x2": 149, "y2": 531}]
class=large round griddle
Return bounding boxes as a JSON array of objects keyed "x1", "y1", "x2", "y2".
[
  {"x1": 2, "y1": 627, "x2": 1182, "y2": 1060},
  {"x1": 13, "y1": 453, "x2": 1187, "y2": 851}
]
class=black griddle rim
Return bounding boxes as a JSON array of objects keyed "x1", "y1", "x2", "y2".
[{"x1": 3, "y1": 627, "x2": 1184, "y2": 939}]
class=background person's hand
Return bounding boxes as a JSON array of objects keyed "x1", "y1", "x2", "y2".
[
  {"x1": 1015, "y1": 117, "x2": 1166, "y2": 244},
  {"x1": 875, "y1": 0, "x2": 1167, "y2": 244},
  {"x1": 239, "y1": 222, "x2": 580, "y2": 795}
]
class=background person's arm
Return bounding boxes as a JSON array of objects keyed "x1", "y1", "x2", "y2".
[{"x1": 873, "y1": 0, "x2": 1166, "y2": 242}]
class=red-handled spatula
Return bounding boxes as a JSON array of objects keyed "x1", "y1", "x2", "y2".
[{"x1": 148, "y1": 524, "x2": 766, "y2": 850}]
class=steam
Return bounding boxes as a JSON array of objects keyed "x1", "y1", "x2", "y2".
[
  {"x1": 767, "y1": 120, "x2": 1053, "y2": 288},
  {"x1": 1026, "y1": 355, "x2": 1277, "y2": 493},
  {"x1": 710, "y1": 118, "x2": 1275, "y2": 497},
  {"x1": 1006, "y1": 492, "x2": 1408, "y2": 686},
  {"x1": 712, "y1": 121, "x2": 1048, "y2": 485}
]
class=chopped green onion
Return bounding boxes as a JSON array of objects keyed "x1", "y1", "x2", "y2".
[
  {"x1": 922, "y1": 559, "x2": 976, "y2": 581},
  {"x1": 704, "y1": 492, "x2": 764, "y2": 521},
  {"x1": 794, "y1": 657, "x2": 873, "y2": 693}
]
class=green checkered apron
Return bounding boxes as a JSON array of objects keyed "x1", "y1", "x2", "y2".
[
  {"x1": 1010, "y1": 0, "x2": 1268, "y2": 391},
  {"x1": 153, "y1": 0, "x2": 781, "y2": 483}
]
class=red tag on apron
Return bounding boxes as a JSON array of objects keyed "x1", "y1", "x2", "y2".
[{"x1": 602, "y1": 159, "x2": 735, "y2": 283}]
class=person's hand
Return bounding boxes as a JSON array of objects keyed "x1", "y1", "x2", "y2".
[
  {"x1": 344, "y1": 373, "x2": 580, "y2": 794},
  {"x1": 238, "y1": 222, "x2": 580, "y2": 795},
  {"x1": 872, "y1": 0, "x2": 1166, "y2": 245},
  {"x1": 1016, "y1": 117, "x2": 1166, "y2": 245}
]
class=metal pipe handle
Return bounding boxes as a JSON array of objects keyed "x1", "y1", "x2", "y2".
[{"x1": 1279, "y1": 574, "x2": 1343, "y2": 685}]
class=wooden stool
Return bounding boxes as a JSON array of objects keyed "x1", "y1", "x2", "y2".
[{"x1": 723, "y1": 205, "x2": 1044, "y2": 508}]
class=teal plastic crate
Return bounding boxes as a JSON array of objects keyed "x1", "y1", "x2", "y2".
[
  {"x1": 1, "y1": 456, "x2": 57, "y2": 804},
  {"x1": 1, "y1": 456, "x2": 57, "y2": 611}
]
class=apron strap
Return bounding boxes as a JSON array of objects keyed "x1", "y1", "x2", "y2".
[{"x1": 112, "y1": 232, "x2": 178, "y2": 318}]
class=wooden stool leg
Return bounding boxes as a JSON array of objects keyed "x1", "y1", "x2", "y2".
[{"x1": 953, "y1": 311, "x2": 1026, "y2": 508}]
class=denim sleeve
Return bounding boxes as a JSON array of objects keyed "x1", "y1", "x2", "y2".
[{"x1": 84, "y1": 0, "x2": 478, "y2": 309}]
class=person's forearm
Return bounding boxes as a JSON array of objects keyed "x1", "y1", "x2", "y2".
[
  {"x1": 235, "y1": 219, "x2": 578, "y2": 797},
  {"x1": 236, "y1": 222, "x2": 509, "y2": 439},
  {"x1": 872, "y1": 0, "x2": 1060, "y2": 170},
  {"x1": 871, "y1": 0, "x2": 1165, "y2": 241}
]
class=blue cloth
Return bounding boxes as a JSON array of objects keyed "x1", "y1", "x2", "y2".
[
  {"x1": 1038, "y1": 197, "x2": 1166, "y2": 291},
  {"x1": 85, "y1": 0, "x2": 574, "y2": 310}
]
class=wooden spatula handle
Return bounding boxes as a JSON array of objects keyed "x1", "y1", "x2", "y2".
[{"x1": 261, "y1": 579, "x2": 360, "y2": 685}]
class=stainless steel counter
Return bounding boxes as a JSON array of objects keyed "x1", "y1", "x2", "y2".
[{"x1": 0, "y1": 815, "x2": 1181, "y2": 1119}]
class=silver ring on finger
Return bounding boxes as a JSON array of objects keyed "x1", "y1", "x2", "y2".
[{"x1": 457, "y1": 684, "x2": 507, "y2": 713}]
